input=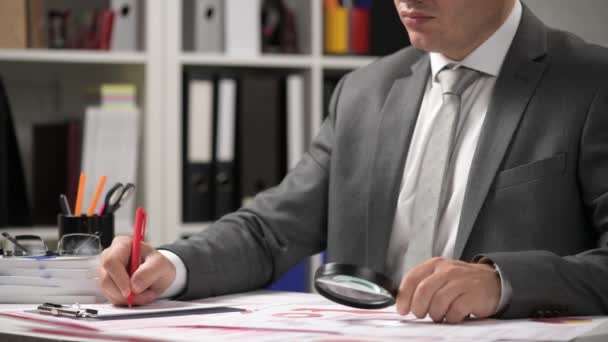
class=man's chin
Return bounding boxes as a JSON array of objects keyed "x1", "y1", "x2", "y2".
[{"x1": 408, "y1": 35, "x2": 438, "y2": 53}]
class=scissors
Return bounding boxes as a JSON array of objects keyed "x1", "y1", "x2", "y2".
[{"x1": 101, "y1": 182, "x2": 136, "y2": 215}]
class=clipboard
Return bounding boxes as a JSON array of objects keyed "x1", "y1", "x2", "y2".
[{"x1": 32, "y1": 300, "x2": 242, "y2": 320}]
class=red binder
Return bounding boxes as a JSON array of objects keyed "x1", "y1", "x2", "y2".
[
  {"x1": 97, "y1": 9, "x2": 115, "y2": 50},
  {"x1": 350, "y1": 6, "x2": 370, "y2": 55}
]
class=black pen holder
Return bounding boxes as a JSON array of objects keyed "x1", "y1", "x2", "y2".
[{"x1": 58, "y1": 214, "x2": 114, "y2": 249}]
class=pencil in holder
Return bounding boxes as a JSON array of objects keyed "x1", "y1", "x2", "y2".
[{"x1": 57, "y1": 214, "x2": 114, "y2": 249}]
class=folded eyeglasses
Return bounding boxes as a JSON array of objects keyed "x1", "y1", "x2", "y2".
[{"x1": 1, "y1": 232, "x2": 102, "y2": 257}]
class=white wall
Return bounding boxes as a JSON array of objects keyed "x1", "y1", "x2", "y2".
[{"x1": 524, "y1": 0, "x2": 608, "y2": 47}]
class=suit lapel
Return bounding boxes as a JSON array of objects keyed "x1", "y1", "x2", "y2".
[
  {"x1": 367, "y1": 55, "x2": 430, "y2": 272},
  {"x1": 453, "y1": 6, "x2": 549, "y2": 259}
]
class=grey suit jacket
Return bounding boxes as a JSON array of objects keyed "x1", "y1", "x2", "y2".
[{"x1": 162, "y1": 6, "x2": 608, "y2": 319}]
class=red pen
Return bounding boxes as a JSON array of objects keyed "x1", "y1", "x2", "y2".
[{"x1": 127, "y1": 207, "x2": 146, "y2": 307}]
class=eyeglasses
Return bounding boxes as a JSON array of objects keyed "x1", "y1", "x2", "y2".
[
  {"x1": 57, "y1": 233, "x2": 102, "y2": 256},
  {"x1": 2, "y1": 232, "x2": 102, "y2": 257}
]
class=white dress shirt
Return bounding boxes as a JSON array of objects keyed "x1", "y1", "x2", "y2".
[
  {"x1": 385, "y1": 0, "x2": 522, "y2": 311},
  {"x1": 160, "y1": 1, "x2": 523, "y2": 305}
]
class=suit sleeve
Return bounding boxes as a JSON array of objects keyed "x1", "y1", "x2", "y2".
[
  {"x1": 158, "y1": 77, "x2": 346, "y2": 300},
  {"x1": 479, "y1": 86, "x2": 608, "y2": 319}
]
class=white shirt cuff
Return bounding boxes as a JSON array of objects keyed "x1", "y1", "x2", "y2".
[
  {"x1": 494, "y1": 263, "x2": 512, "y2": 314},
  {"x1": 157, "y1": 250, "x2": 187, "y2": 299}
]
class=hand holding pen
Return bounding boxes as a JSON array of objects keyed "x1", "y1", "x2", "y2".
[{"x1": 127, "y1": 207, "x2": 147, "y2": 307}]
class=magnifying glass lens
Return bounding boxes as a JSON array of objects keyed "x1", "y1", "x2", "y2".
[
  {"x1": 316, "y1": 275, "x2": 393, "y2": 304},
  {"x1": 314, "y1": 263, "x2": 397, "y2": 309}
]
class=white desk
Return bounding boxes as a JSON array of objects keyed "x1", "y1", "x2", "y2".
[{"x1": 1, "y1": 291, "x2": 607, "y2": 342}]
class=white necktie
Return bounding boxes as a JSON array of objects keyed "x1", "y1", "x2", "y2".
[{"x1": 400, "y1": 66, "x2": 481, "y2": 275}]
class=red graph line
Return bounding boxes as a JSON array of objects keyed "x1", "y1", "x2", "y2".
[{"x1": 0, "y1": 312, "x2": 98, "y2": 331}]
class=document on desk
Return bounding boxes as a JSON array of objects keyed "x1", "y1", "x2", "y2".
[
  {"x1": 0, "y1": 291, "x2": 606, "y2": 342},
  {"x1": 0, "y1": 256, "x2": 101, "y2": 304},
  {"x1": 0, "y1": 275, "x2": 97, "y2": 288},
  {"x1": 116, "y1": 292, "x2": 608, "y2": 342},
  {"x1": 0, "y1": 256, "x2": 100, "y2": 269}
]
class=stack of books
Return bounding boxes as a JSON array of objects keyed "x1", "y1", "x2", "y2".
[
  {"x1": 0, "y1": 256, "x2": 103, "y2": 304},
  {"x1": 0, "y1": 0, "x2": 139, "y2": 51}
]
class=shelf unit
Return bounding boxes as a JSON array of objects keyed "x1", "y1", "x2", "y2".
[
  {"x1": 0, "y1": 0, "x2": 165, "y2": 244},
  {"x1": 0, "y1": 0, "x2": 376, "y2": 249}
]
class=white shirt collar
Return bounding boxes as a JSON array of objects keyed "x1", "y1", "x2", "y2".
[{"x1": 429, "y1": 0, "x2": 522, "y2": 79}]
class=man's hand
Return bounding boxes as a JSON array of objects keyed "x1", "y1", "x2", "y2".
[
  {"x1": 97, "y1": 236, "x2": 176, "y2": 306},
  {"x1": 396, "y1": 257, "x2": 500, "y2": 324}
]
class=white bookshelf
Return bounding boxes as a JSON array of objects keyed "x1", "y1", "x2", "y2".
[{"x1": 0, "y1": 0, "x2": 370, "y2": 247}]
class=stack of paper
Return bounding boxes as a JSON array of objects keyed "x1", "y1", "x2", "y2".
[
  {"x1": 82, "y1": 84, "x2": 140, "y2": 234},
  {"x1": 100, "y1": 84, "x2": 137, "y2": 109},
  {"x1": 0, "y1": 256, "x2": 103, "y2": 304}
]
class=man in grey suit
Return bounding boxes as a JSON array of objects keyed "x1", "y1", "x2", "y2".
[{"x1": 98, "y1": 0, "x2": 608, "y2": 323}]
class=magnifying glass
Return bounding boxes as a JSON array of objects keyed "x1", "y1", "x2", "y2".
[{"x1": 314, "y1": 263, "x2": 398, "y2": 309}]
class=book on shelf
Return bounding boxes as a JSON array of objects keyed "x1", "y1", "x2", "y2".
[
  {"x1": 324, "y1": 0, "x2": 349, "y2": 55},
  {"x1": 110, "y1": 0, "x2": 139, "y2": 51},
  {"x1": 238, "y1": 75, "x2": 287, "y2": 203},
  {"x1": 27, "y1": 0, "x2": 47, "y2": 48},
  {"x1": 32, "y1": 121, "x2": 82, "y2": 225},
  {"x1": 225, "y1": 0, "x2": 261, "y2": 56},
  {"x1": 0, "y1": 77, "x2": 31, "y2": 228},
  {"x1": 182, "y1": 72, "x2": 216, "y2": 223},
  {"x1": 214, "y1": 77, "x2": 238, "y2": 219},
  {"x1": 261, "y1": 0, "x2": 299, "y2": 53},
  {"x1": 0, "y1": 0, "x2": 28, "y2": 49},
  {"x1": 185, "y1": 0, "x2": 224, "y2": 53}
]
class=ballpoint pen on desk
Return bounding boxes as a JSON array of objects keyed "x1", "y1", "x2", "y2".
[
  {"x1": 74, "y1": 173, "x2": 86, "y2": 216},
  {"x1": 127, "y1": 207, "x2": 147, "y2": 307},
  {"x1": 87, "y1": 176, "x2": 107, "y2": 217},
  {"x1": 103, "y1": 183, "x2": 136, "y2": 215},
  {"x1": 59, "y1": 194, "x2": 72, "y2": 216}
]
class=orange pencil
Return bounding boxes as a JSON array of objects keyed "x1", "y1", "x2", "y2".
[
  {"x1": 87, "y1": 176, "x2": 107, "y2": 216},
  {"x1": 74, "y1": 173, "x2": 86, "y2": 216}
]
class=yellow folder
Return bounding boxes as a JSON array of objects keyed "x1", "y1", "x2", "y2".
[{"x1": 324, "y1": 0, "x2": 348, "y2": 54}]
